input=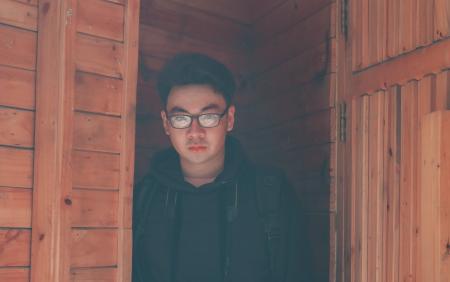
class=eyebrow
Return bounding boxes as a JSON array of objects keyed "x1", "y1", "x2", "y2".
[{"x1": 167, "y1": 103, "x2": 222, "y2": 114}]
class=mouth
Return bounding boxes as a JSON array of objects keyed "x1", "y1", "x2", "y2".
[{"x1": 188, "y1": 145, "x2": 207, "y2": 152}]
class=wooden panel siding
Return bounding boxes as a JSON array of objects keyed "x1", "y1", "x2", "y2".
[
  {"x1": 0, "y1": 66, "x2": 35, "y2": 110},
  {"x1": 74, "y1": 71, "x2": 123, "y2": 116},
  {"x1": 352, "y1": 0, "x2": 450, "y2": 71},
  {"x1": 0, "y1": 24, "x2": 37, "y2": 70},
  {"x1": 0, "y1": 0, "x2": 38, "y2": 31},
  {"x1": 77, "y1": 0, "x2": 125, "y2": 42},
  {"x1": 0, "y1": 147, "x2": 33, "y2": 188},
  {"x1": 71, "y1": 229, "x2": 118, "y2": 268},
  {"x1": 0, "y1": 107, "x2": 34, "y2": 148},
  {"x1": 0, "y1": 187, "x2": 32, "y2": 228},
  {"x1": 72, "y1": 189, "x2": 119, "y2": 228},
  {"x1": 75, "y1": 34, "x2": 124, "y2": 79},
  {"x1": 0, "y1": 268, "x2": 29, "y2": 282},
  {"x1": 0, "y1": 229, "x2": 31, "y2": 266}
]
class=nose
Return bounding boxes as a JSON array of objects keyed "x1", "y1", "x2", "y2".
[{"x1": 186, "y1": 118, "x2": 206, "y2": 140}]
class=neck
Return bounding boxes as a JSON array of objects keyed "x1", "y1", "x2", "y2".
[{"x1": 181, "y1": 153, "x2": 225, "y2": 187}]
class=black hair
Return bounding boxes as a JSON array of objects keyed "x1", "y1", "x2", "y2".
[{"x1": 156, "y1": 53, "x2": 236, "y2": 106}]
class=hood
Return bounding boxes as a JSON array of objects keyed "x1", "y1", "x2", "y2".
[{"x1": 148, "y1": 135, "x2": 249, "y2": 192}]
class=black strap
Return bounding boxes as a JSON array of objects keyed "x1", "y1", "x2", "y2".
[{"x1": 255, "y1": 169, "x2": 283, "y2": 282}]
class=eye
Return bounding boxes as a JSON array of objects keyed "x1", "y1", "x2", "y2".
[
  {"x1": 199, "y1": 114, "x2": 219, "y2": 127},
  {"x1": 170, "y1": 115, "x2": 191, "y2": 128}
]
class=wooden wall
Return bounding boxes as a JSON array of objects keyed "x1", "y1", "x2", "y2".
[
  {"x1": 238, "y1": 1, "x2": 336, "y2": 281},
  {"x1": 0, "y1": 0, "x2": 139, "y2": 281},
  {"x1": 335, "y1": 0, "x2": 450, "y2": 281},
  {"x1": 0, "y1": 0, "x2": 38, "y2": 280}
]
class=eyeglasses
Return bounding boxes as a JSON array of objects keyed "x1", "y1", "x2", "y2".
[{"x1": 167, "y1": 108, "x2": 229, "y2": 129}]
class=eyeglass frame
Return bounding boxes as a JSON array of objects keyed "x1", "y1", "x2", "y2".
[{"x1": 165, "y1": 106, "x2": 230, "y2": 129}]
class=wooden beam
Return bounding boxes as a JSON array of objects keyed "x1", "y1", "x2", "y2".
[
  {"x1": 352, "y1": 37, "x2": 450, "y2": 95},
  {"x1": 30, "y1": 0, "x2": 76, "y2": 281},
  {"x1": 117, "y1": 0, "x2": 140, "y2": 280}
]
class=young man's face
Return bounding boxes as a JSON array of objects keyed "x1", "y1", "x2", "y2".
[{"x1": 161, "y1": 84, "x2": 235, "y2": 167}]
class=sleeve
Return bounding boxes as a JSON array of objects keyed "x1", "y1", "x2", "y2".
[{"x1": 282, "y1": 176, "x2": 316, "y2": 282}]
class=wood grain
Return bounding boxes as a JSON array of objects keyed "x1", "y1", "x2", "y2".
[
  {"x1": 72, "y1": 150, "x2": 120, "y2": 190},
  {"x1": 71, "y1": 229, "x2": 118, "y2": 268},
  {"x1": 75, "y1": 71, "x2": 123, "y2": 116},
  {"x1": 0, "y1": 65, "x2": 35, "y2": 110},
  {"x1": 73, "y1": 112, "x2": 122, "y2": 153},
  {"x1": 0, "y1": 107, "x2": 34, "y2": 148},
  {"x1": 76, "y1": 33, "x2": 124, "y2": 79},
  {"x1": 70, "y1": 267, "x2": 117, "y2": 281},
  {"x1": 77, "y1": 0, "x2": 124, "y2": 42},
  {"x1": 0, "y1": 187, "x2": 32, "y2": 228},
  {"x1": 0, "y1": 24, "x2": 37, "y2": 70},
  {"x1": 0, "y1": 147, "x2": 33, "y2": 188},
  {"x1": 72, "y1": 189, "x2": 119, "y2": 228},
  {"x1": 0, "y1": 268, "x2": 29, "y2": 282},
  {"x1": 0, "y1": 0, "x2": 37, "y2": 31},
  {"x1": 0, "y1": 229, "x2": 31, "y2": 266}
]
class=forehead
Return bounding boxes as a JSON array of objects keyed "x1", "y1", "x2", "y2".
[{"x1": 166, "y1": 85, "x2": 227, "y2": 112}]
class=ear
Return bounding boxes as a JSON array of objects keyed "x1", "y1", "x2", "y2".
[
  {"x1": 226, "y1": 105, "x2": 235, "y2": 132},
  {"x1": 161, "y1": 110, "x2": 170, "y2": 135}
]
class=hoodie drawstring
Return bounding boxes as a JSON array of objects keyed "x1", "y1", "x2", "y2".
[{"x1": 222, "y1": 182, "x2": 239, "y2": 282}]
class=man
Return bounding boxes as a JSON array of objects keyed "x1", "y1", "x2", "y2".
[{"x1": 132, "y1": 53, "x2": 313, "y2": 282}]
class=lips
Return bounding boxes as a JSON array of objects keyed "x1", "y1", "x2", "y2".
[{"x1": 188, "y1": 145, "x2": 207, "y2": 152}]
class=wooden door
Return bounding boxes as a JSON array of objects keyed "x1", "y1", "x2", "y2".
[
  {"x1": 0, "y1": 0, "x2": 139, "y2": 281},
  {"x1": 335, "y1": 0, "x2": 450, "y2": 281}
]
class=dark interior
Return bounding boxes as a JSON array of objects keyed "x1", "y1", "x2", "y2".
[{"x1": 134, "y1": 1, "x2": 334, "y2": 280}]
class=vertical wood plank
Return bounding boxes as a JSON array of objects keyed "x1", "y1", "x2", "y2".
[
  {"x1": 367, "y1": 92, "x2": 384, "y2": 282},
  {"x1": 386, "y1": 0, "x2": 400, "y2": 58},
  {"x1": 351, "y1": 0, "x2": 362, "y2": 70},
  {"x1": 384, "y1": 86, "x2": 401, "y2": 282},
  {"x1": 30, "y1": 0, "x2": 76, "y2": 281},
  {"x1": 399, "y1": 0, "x2": 416, "y2": 52},
  {"x1": 434, "y1": 70, "x2": 449, "y2": 111},
  {"x1": 434, "y1": 0, "x2": 450, "y2": 40},
  {"x1": 398, "y1": 81, "x2": 418, "y2": 282},
  {"x1": 118, "y1": 0, "x2": 140, "y2": 280}
]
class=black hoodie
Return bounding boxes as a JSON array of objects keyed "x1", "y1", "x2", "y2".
[{"x1": 132, "y1": 137, "x2": 312, "y2": 282}]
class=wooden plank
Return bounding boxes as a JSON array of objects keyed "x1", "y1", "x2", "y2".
[
  {"x1": 351, "y1": 0, "x2": 362, "y2": 70},
  {"x1": 70, "y1": 267, "x2": 117, "y2": 281},
  {"x1": 0, "y1": 24, "x2": 37, "y2": 70},
  {"x1": 386, "y1": 0, "x2": 400, "y2": 58},
  {"x1": 0, "y1": 147, "x2": 33, "y2": 188},
  {"x1": 250, "y1": 4, "x2": 331, "y2": 74},
  {"x1": 0, "y1": 268, "x2": 29, "y2": 282},
  {"x1": 251, "y1": 0, "x2": 331, "y2": 45},
  {"x1": 238, "y1": 109, "x2": 333, "y2": 154},
  {"x1": 359, "y1": 0, "x2": 369, "y2": 68},
  {"x1": 416, "y1": 0, "x2": 434, "y2": 47},
  {"x1": 0, "y1": 229, "x2": 31, "y2": 266},
  {"x1": 71, "y1": 229, "x2": 118, "y2": 268},
  {"x1": 169, "y1": 0, "x2": 250, "y2": 24},
  {"x1": 384, "y1": 86, "x2": 401, "y2": 282},
  {"x1": 434, "y1": 70, "x2": 450, "y2": 111},
  {"x1": 30, "y1": 0, "x2": 76, "y2": 281},
  {"x1": 75, "y1": 33, "x2": 124, "y2": 78},
  {"x1": 398, "y1": 81, "x2": 418, "y2": 282},
  {"x1": 72, "y1": 150, "x2": 120, "y2": 190},
  {"x1": 0, "y1": 0, "x2": 37, "y2": 31},
  {"x1": 0, "y1": 65, "x2": 35, "y2": 110},
  {"x1": 139, "y1": 24, "x2": 244, "y2": 73},
  {"x1": 140, "y1": 0, "x2": 248, "y2": 51},
  {"x1": 352, "y1": 37, "x2": 450, "y2": 96},
  {"x1": 0, "y1": 187, "x2": 32, "y2": 228},
  {"x1": 399, "y1": 0, "x2": 416, "y2": 53},
  {"x1": 77, "y1": 0, "x2": 124, "y2": 42},
  {"x1": 0, "y1": 107, "x2": 34, "y2": 148},
  {"x1": 367, "y1": 92, "x2": 384, "y2": 282},
  {"x1": 74, "y1": 72, "x2": 123, "y2": 116},
  {"x1": 245, "y1": 41, "x2": 330, "y2": 101},
  {"x1": 72, "y1": 189, "x2": 119, "y2": 228},
  {"x1": 118, "y1": 0, "x2": 140, "y2": 279},
  {"x1": 419, "y1": 111, "x2": 450, "y2": 281},
  {"x1": 236, "y1": 75, "x2": 332, "y2": 131},
  {"x1": 73, "y1": 112, "x2": 122, "y2": 153},
  {"x1": 434, "y1": 0, "x2": 450, "y2": 40}
]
